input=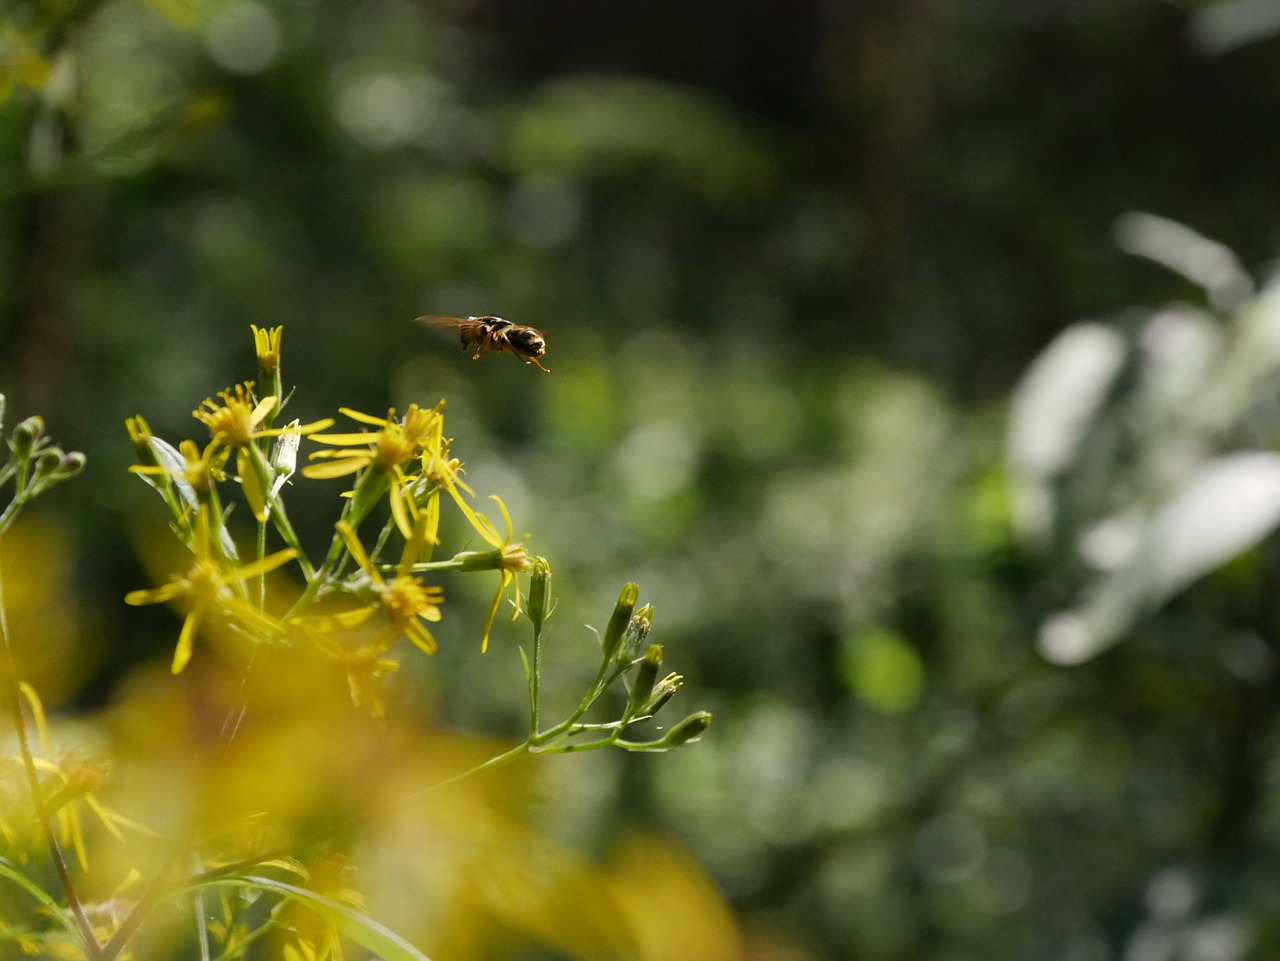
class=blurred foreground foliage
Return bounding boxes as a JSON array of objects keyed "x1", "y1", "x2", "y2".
[{"x1": 6, "y1": 0, "x2": 1280, "y2": 960}]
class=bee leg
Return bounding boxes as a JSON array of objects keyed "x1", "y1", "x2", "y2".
[{"x1": 525, "y1": 356, "x2": 550, "y2": 373}]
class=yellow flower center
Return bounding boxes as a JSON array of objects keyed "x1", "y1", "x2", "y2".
[
  {"x1": 400, "y1": 404, "x2": 438, "y2": 445},
  {"x1": 187, "y1": 558, "x2": 227, "y2": 604},
  {"x1": 194, "y1": 384, "x2": 263, "y2": 448},
  {"x1": 373, "y1": 423, "x2": 418, "y2": 471},
  {"x1": 381, "y1": 575, "x2": 442, "y2": 625}
]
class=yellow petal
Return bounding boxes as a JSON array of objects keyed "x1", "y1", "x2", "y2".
[
  {"x1": 224, "y1": 547, "x2": 298, "y2": 583},
  {"x1": 337, "y1": 407, "x2": 393, "y2": 427},
  {"x1": 301, "y1": 459, "x2": 366, "y2": 480},
  {"x1": 308, "y1": 432, "x2": 380, "y2": 446},
  {"x1": 404, "y1": 619, "x2": 438, "y2": 655},
  {"x1": 239, "y1": 447, "x2": 268, "y2": 521},
  {"x1": 172, "y1": 607, "x2": 200, "y2": 673},
  {"x1": 125, "y1": 581, "x2": 186, "y2": 605}
]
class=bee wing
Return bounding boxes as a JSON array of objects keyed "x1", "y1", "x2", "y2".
[{"x1": 415, "y1": 315, "x2": 469, "y2": 330}]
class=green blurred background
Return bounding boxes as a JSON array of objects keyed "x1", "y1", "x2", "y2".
[{"x1": 8, "y1": 0, "x2": 1280, "y2": 958}]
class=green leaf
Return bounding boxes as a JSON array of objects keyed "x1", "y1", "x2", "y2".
[
  {"x1": 195, "y1": 876, "x2": 433, "y2": 961},
  {"x1": 0, "y1": 858, "x2": 80, "y2": 938}
]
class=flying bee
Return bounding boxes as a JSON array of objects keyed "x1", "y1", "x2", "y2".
[{"x1": 415, "y1": 314, "x2": 549, "y2": 372}]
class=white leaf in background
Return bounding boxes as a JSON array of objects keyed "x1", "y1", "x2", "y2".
[
  {"x1": 1146, "y1": 451, "x2": 1280, "y2": 598},
  {"x1": 1114, "y1": 212, "x2": 1253, "y2": 314},
  {"x1": 1040, "y1": 452, "x2": 1280, "y2": 663},
  {"x1": 1007, "y1": 323, "x2": 1127, "y2": 537}
]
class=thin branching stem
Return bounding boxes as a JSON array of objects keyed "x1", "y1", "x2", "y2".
[{"x1": 0, "y1": 559, "x2": 101, "y2": 959}]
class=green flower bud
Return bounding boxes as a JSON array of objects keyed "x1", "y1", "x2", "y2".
[
  {"x1": 600, "y1": 582, "x2": 638, "y2": 660},
  {"x1": 629, "y1": 643, "x2": 662, "y2": 714},
  {"x1": 528, "y1": 556, "x2": 552, "y2": 633},
  {"x1": 34, "y1": 447, "x2": 65, "y2": 479},
  {"x1": 55, "y1": 451, "x2": 86, "y2": 478},
  {"x1": 619, "y1": 604, "x2": 654, "y2": 662},
  {"x1": 660, "y1": 711, "x2": 712, "y2": 748},
  {"x1": 643, "y1": 671, "x2": 684, "y2": 716},
  {"x1": 10, "y1": 416, "x2": 43, "y2": 459}
]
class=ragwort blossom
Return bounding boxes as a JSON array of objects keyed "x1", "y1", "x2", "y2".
[
  {"x1": 308, "y1": 511, "x2": 445, "y2": 657},
  {"x1": 303, "y1": 403, "x2": 444, "y2": 536},
  {"x1": 193, "y1": 382, "x2": 331, "y2": 520},
  {"x1": 445, "y1": 494, "x2": 533, "y2": 652},
  {"x1": 125, "y1": 507, "x2": 297, "y2": 673}
]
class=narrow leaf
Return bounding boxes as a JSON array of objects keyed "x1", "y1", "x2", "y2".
[{"x1": 195, "y1": 876, "x2": 433, "y2": 961}]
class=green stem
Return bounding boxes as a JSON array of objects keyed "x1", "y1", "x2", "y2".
[
  {"x1": 530, "y1": 656, "x2": 628, "y2": 748},
  {"x1": 529, "y1": 623, "x2": 543, "y2": 738}
]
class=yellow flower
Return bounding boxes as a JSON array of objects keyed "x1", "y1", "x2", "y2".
[
  {"x1": 317, "y1": 513, "x2": 444, "y2": 656},
  {"x1": 284, "y1": 855, "x2": 365, "y2": 961},
  {"x1": 303, "y1": 403, "x2": 444, "y2": 536},
  {"x1": 129, "y1": 436, "x2": 227, "y2": 498},
  {"x1": 251, "y1": 324, "x2": 283, "y2": 373},
  {"x1": 193, "y1": 382, "x2": 277, "y2": 449},
  {"x1": 304, "y1": 403, "x2": 443, "y2": 477},
  {"x1": 124, "y1": 507, "x2": 297, "y2": 673},
  {"x1": 17, "y1": 684, "x2": 153, "y2": 872},
  {"x1": 338, "y1": 645, "x2": 400, "y2": 719},
  {"x1": 448, "y1": 495, "x2": 533, "y2": 652},
  {"x1": 192, "y1": 382, "x2": 331, "y2": 520}
]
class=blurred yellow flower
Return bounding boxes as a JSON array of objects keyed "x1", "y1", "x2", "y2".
[
  {"x1": 124, "y1": 507, "x2": 297, "y2": 673},
  {"x1": 17, "y1": 684, "x2": 152, "y2": 872}
]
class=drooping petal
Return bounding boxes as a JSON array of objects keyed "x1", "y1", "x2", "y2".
[
  {"x1": 389, "y1": 473, "x2": 414, "y2": 541},
  {"x1": 239, "y1": 447, "x2": 268, "y2": 521},
  {"x1": 172, "y1": 605, "x2": 202, "y2": 674},
  {"x1": 403, "y1": 619, "x2": 438, "y2": 655},
  {"x1": 335, "y1": 521, "x2": 379, "y2": 584}
]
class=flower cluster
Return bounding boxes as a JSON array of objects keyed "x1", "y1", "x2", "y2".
[
  {"x1": 124, "y1": 327, "x2": 534, "y2": 712},
  {"x1": 0, "y1": 326, "x2": 710, "y2": 961}
]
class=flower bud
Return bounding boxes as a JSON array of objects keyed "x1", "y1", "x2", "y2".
[
  {"x1": 600, "y1": 583, "x2": 638, "y2": 660},
  {"x1": 660, "y1": 711, "x2": 712, "y2": 748},
  {"x1": 628, "y1": 643, "x2": 662, "y2": 715},
  {"x1": 528, "y1": 556, "x2": 552, "y2": 633},
  {"x1": 619, "y1": 604, "x2": 654, "y2": 662},
  {"x1": 10, "y1": 416, "x2": 43, "y2": 459},
  {"x1": 643, "y1": 671, "x2": 684, "y2": 716},
  {"x1": 54, "y1": 451, "x2": 87, "y2": 478},
  {"x1": 126, "y1": 415, "x2": 159, "y2": 466},
  {"x1": 252, "y1": 324, "x2": 283, "y2": 374},
  {"x1": 269, "y1": 420, "x2": 301, "y2": 498},
  {"x1": 34, "y1": 447, "x2": 65, "y2": 480}
]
